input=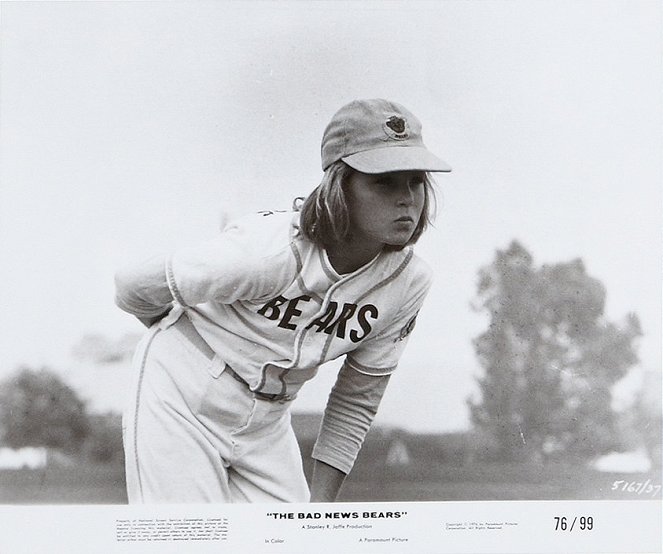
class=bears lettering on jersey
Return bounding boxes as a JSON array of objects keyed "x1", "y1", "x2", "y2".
[
  {"x1": 257, "y1": 294, "x2": 312, "y2": 330},
  {"x1": 257, "y1": 295, "x2": 378, "y2": 343}
]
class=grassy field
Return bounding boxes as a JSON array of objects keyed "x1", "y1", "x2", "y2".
[
  {"x1": 0, "y1": 464, "x2": 127, "y2": 504},
  {"x1": 340, "y1": 461, "x2": 662, "y2": 502},
  {"x1": 0, "y1": 460, "x2": 658, "y2": 504}
]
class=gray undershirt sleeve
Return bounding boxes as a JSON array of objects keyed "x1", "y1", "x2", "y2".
[{"x1": 312, "y1": 362, "x2": 391, "y2": 475}]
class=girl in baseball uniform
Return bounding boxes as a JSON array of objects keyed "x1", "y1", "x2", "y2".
[{"x1": 115, "y1": 98, "x2": 451, "y2": 503}]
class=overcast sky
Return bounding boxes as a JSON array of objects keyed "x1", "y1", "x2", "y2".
[{"x1": 0, "y1": 1, "x2": 660, "y2": 432}]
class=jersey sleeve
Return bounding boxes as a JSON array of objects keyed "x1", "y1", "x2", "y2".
[
  {"x1": 165, "y1": 212, "x2": 297, "y2": 307},
  {"x1": 345, "y1": 259, "x2": 433, "y2": 376},
  {"x1": 114, "y1": 254, "x2": 174, "y2": 318},
  {"x1": 114, "y1": 212, "x2": 297, "y2": 316}
]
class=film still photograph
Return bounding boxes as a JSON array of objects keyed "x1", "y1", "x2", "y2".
[{"x1": 0, "y1": 1, "x2": 660, "y2": 553}]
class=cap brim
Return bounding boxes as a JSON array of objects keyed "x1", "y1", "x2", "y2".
[{"x1": 342, "y1": 146, "x2": 452, "y2": 174}]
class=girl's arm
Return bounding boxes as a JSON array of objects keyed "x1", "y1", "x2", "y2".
[
  {"x1": 310, "y1": 362, "x2": 391, "y2": 501},
  {"x1": 115, "y1": 254, "x2": 174, "y2": 322},
  {"x1": 310, "y1": 460, "x2": 347, "y2": 502},
  {"x1": 136, "y1": 310, "x2": 172, "y2": 328},
  {"x1": 115, "y1": 213, "x2": 297, "y2": 324}
]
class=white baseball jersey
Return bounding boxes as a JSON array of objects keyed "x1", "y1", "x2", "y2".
[{"x1": 116, "y1": 210, "x2": 432, "y2": 399}]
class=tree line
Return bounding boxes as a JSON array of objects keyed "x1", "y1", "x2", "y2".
[{"x1": 0, "y1": 366, "x2": 124, "y2": 465}]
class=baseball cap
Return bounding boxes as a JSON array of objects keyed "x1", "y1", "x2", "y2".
[{"x1": 320, "y1": 98, "x2": 452, "y2": 174}]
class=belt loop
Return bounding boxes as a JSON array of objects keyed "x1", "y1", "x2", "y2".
[{"x1": 208, "y1": 356, "x2": 226, "y2": 379}]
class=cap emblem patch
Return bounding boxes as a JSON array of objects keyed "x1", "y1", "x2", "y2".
[{"x1": 383, "y1": 115, "x2": 409, "y2": 140}]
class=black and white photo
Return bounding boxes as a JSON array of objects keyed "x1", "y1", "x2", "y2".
[{"x1": 0, "y1": 1, "x2": 660, "y2": 552}]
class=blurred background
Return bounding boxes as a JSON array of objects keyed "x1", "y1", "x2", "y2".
[{"x1": 0, "y1": 0, "x2": 660, "y2": 503}]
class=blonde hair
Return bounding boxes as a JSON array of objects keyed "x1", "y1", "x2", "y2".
[{"x1": 299, "y1": 161, "x2": 436, "y2": 250}]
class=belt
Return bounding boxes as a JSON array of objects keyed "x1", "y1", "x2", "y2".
[{"x1": 172, "y1": 313, "x2": 293, "y2": 403}]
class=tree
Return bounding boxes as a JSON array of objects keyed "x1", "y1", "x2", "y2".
[
  {"x1": 469, "y1": 241, "x2": 641, "y2": 462},
  {"x1": 631, "y1": 370, "x2": 662, "y2": 469},
  {"x1": 0, "y1": 366, "x2": 90, "y2": 453},
  {"x1": 83, "y1": 412, "x2": 124, "y2": 464}
]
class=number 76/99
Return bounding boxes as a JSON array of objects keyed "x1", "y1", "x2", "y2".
[{"x1": 554, "y1": 516, "x2": 593, "y2": 531}]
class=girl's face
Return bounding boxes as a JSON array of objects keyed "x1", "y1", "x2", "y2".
[{"x1": 345, "y1": 169, "x2": 426, "y2": 250}]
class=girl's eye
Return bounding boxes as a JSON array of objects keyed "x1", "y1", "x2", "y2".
[{"x1": 370, "y1": 174, "x2": 424, "y2": 188}]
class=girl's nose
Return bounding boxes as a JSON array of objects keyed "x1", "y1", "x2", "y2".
[{"x1": 396, "y1": 183, "x2": 414, "y2": 205}]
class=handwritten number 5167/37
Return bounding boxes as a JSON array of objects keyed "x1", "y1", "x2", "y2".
[{"x1": 554, "y1": 516, "x2": 593, "y2": 531}]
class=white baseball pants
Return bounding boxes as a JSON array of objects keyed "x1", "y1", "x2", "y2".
[{"x1": 122, "y1": 313, "x2": 310, "y2": 503}]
